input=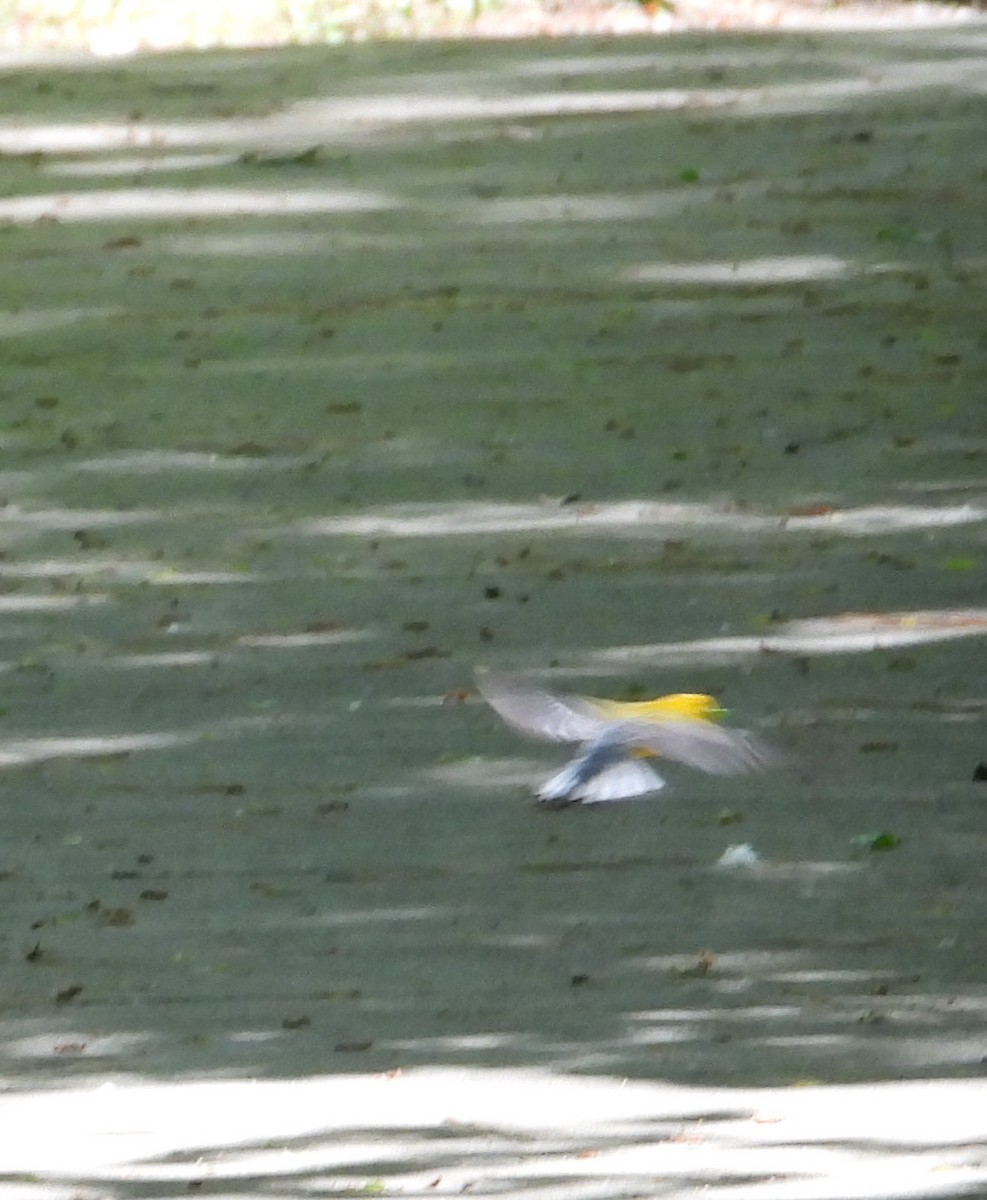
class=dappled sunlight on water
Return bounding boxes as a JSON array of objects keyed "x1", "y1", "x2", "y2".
[
  {"x1": 0, "y1": 727, "x2": 197, "y2": 766},
  {"x1": 0, "y1": 186, "x2": 400, "y2": 224},
  {"x1": 44, "y1": 151, "x2": 241, "y2": 177},
  {"x1": 0, "y1": 306, "x2": 119, "y2": 337},
  {"x1": 74, "y1": 449, "x2": 312, "y2": 473},
  {"x1": 0, "y1": 1068, "x2": 983, "y2": 1198},
  {"x1": 2, "y1": 504, "x2": 161, "y2": 530},
  {"x1": 0, "y1": 41, "x2": 981, "y2": 1197},
  {"x1": 471, "y1": 190, "x2": 724, "y2": 224},
  {"x1": 623, "y1": 255, "x2": 852, "y2": 285},
  {"x1": 302, "y1": 499, "x2": 987, "y2": 538},
  {"x1": 429, "y1": 754, "x2": 543, "y2": 791},
  {"x1": 237, "y1": 629, "x2": 372, "y2": 648},
  {"x1": 0, "y1": 591, "x2": 109, "y2": 612},
  {"x1": 586, "y1": 608, "x2": 987, "y2": 666}
]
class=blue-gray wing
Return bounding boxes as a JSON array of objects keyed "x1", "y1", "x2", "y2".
[
  {"x1": 475, "y1": 671, "x2": 605, "y2": 744},
  {"x1": 613, "y1": 718, "x2": 777, "y2": 775}
]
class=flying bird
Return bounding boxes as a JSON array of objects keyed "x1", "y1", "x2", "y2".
[{"x1": 476, "y1": 670, "x2": 775, "y2": 806}]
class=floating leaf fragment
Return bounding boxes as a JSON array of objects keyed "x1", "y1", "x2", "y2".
[
  {"x1": 242, "y1": 145, "x2": 321, "y2": 167},
  {"x1": 99, "y1": 906, "x2": 135, "y2": 927},
  {"x1": 250, "y1": 881, "x2": 299, "y2": 898},
  {"x1": 316, "y1": 800, "x2": 350, "y2": 815},
  {"x1": 851, "y1": 832, "x2": 901, "y2": 852},
  {"x1": 788, "y1": 503, "x2": 835, "y2": 518},
  {"x1": 674, "y1": 950, "x2": 716, "y2": 978},
  {"x1": 717, "y1": 843, "x2": 760, "y2": 868}
]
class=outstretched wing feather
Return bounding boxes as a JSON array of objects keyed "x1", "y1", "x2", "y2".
[
  {"x1": 613, "y1": 717, "x2": 777, "y2": 775},
  {"x1": 475, "y1": 671, "x2": 605, "y2": 744}
]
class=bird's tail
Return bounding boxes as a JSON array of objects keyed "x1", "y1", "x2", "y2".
[{"x1": 539, "y1": 756, "x2": 666, "y2": 806}]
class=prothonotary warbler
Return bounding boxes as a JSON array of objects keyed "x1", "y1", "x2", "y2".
[{"x1": 476, "y1": 670, "x2": 775, "y2": 806}]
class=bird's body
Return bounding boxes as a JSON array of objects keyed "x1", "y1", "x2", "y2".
[
  {"x1": 476, "y1": 671, "x2": 774, "y2": 806},
  {"x1": 590, "y1": 692, "x2": 725, "y2": 724}
]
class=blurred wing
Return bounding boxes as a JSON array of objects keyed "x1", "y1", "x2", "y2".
[
  {"x1": 614, "y1": 718, "x2": 778, "y2": 776},
  {"x1": 475, "y1": 671, "x2": 606, "y2": 744}
]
